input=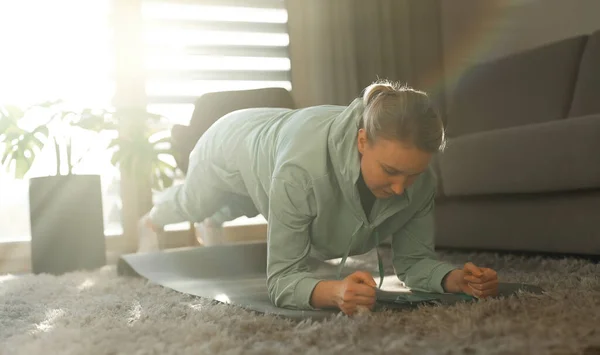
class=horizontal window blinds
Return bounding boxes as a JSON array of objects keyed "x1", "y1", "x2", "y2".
[{"x1": 142, "y1": 0, "x2": 291, "y2": 125}]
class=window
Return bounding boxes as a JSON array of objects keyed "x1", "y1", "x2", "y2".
[
  {"x1": 142, "y1": 0, "x2": 289, "y2": 227},
  {"x1": 142, "y1": 0, "x2": 291, "y2": 125},
  {"x1": 0, "y1": 0, "x2": 118, "y2": 242},
  {"x1": 0, "y1": 0, "x2": 289, "y2": 245}
]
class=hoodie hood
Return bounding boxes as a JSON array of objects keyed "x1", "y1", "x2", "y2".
[
  {"x1": 327, "y1": 98, "x2": 414, "y2": 222},
  {"x1": 327, "y1": 98, "x2": 367, "y2": 224}
]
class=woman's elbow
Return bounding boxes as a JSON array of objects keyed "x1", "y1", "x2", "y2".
[{"x1": 266, "y1": 276, "x2": 284, "y2": 307}]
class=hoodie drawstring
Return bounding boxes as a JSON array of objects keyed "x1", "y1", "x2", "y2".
[
  {"x1": 336, "y1": 230, "x2": 385, "y2": 290},
  {"x1": 336, "y1": 240, "x2": 353, "y2": 281},
  {"x1": 375, "y1": 231, "x2": 384, "y2": 289}
]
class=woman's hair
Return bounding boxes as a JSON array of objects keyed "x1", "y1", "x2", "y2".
[{"x1": 360, "y1": 80, "x2": 445, "y2": 153}]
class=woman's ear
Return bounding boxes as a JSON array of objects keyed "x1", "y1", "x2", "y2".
[{"x1": 357, "y1": 128, "x2": 368, "y2": 154}]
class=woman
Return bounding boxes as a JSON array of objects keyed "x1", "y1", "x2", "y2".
[{"x1": 140, "y1": 80, "x2": 499, "y2": 315}]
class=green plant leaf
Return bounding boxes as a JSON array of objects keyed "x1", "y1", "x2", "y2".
[
  {"x1": 110, "y1": 147, "x2": 123, "y2": 167},
  {"x1": 101, "y1": 117, "x2": 177, "y2": 191},
  {"x1": 149, "y1": 154, "x2": 176, "y2": 190},
  {"x1": 1, "y1": 147, "x2": 14, "y2": 166},
  {"x1": 74, "y1": 110, "x2": 117, "y2": 132},
  {"x1": 13, "y1": 148, "x2": 33, "y2": 179},
  {"x1": 0, "y1": 105, "x2": 22, "y2": 138},
  {"x1": 32, "y1": 125, "x2": 49, "y2": 138},
  {"x1": 28, "y1": 133, "x2": 46, "y2": 152},
  {"x1": 0, "y1": 119, "x2": 11, "y2": 135},
  {"x1": 33, "y1": 100, "x2": 62, "y2": 109},
  {"x1": 107, "y1": 137, "x2": 121, "y2": 150},
  {"x1": 3, "y1": 105, "x2": 25, "y2": 121}
]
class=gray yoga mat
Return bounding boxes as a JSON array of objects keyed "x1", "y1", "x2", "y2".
[{"x1": 116, "y1": 242, "x2": 544, "y2": 321}]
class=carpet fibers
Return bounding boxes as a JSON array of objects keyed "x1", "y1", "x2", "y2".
[{"x1": 1, "y1": 248, "x2": 599, "y2": 355}]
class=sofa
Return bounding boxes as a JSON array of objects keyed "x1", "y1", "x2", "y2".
[
  {"x1": 170, "y1": 30, "x2": 600, "y2": 256},
  {"x1": 434, "y1": 30, "x2": 600, "y2": 256}
]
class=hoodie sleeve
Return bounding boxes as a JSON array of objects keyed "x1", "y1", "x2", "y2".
[
  {"x1": 391, "y1": 192, "x2": 458, "y2": 293},
  {"x1": 266, "y1": 177, "x2": 321, "y2": 310}
]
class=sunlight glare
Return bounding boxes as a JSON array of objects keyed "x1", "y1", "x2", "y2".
[
  {"x1": 144, "y1": 30, "x2": 289, "y2": 47},
  {"x1": 142, "y1": 4, "x2": 287, "y2": 23},
  {"x1": 77, "y1": 278, "x2": 96, "y2": 291},
  {"x1": 32, "y1": 308, "x2": 65, "y2": 334},
  {"x1": 215, "y1": 293, "x2": 231, "y2": 304},
  {"x1": 0, "y1": 274, "x2": 17, "y2": 283},
  {"x1": 146, "y1": 80, "x2": 291, "y2": 97},
  {"x1": 127, "y1": 301, "x2": 142, "y2": 326},
  {"x1": 0, "y1": 0, "x2": 112, "y2": 106},
  {"x1": 145, "y1": 56, "x2": 290, "y2": 71}
]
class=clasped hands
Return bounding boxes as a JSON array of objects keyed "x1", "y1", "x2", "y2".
[{"x1": 333, "y1": 262, "x2": 498, "y2": 316}]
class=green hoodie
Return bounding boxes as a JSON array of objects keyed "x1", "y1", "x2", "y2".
[{"x1": 157, "y1": 97, "x2": 458, "y2": 310}]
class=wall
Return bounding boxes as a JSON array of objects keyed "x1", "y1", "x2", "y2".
[{"x1": 440, "y1": 0, "x2": 600, "y2": 105}]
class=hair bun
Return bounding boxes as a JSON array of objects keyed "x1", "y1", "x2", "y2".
[
  {"x1": 360, "y1": 79, "x2": 444, "y2": 153},
  {"x1": 362, "y1": 82, "x2": 395, "y2": 106}
]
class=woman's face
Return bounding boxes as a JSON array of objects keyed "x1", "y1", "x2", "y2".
[{"x1": 357, "y1": 129, "x2": 432, "y2": 199}]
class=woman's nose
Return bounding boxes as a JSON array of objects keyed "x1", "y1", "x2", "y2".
[
  {"x1": 390, "y1": 176, "x2": 408, "y2": 195},
  {"x1": 391, "y1": 184, "x2": 404, "y2": 195}
]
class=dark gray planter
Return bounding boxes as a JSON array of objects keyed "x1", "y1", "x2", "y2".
[{"x1": 29, "y1": 174, "x2": 106, "y2": 275}]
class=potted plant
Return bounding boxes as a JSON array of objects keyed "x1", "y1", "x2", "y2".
[
  {"x1": 74, "y1": 107, "x2": 177, "y2": 190},
  {"x1": 0, "y1": 101, "x2": 109, "y2": 274},
  {"x1": 0, "y1": 102, "x2": 176, "y2": 273}
]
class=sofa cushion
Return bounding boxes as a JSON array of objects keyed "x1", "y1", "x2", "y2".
[
  {"x1": 446, "y1": 35, "x2": 588, "y2": 138},
  {"x1": 569, "y1": 30, "x2": 600, "y2": 118},
  {"x1": 438, "y1": 114, "x2": 600, "y2": 197},
  {"x1": 434, "y1": 190, "x2": 600, "y2": 255},
  {"x1": 171, "y1": 88, "x2": 295, "y2": 173}
]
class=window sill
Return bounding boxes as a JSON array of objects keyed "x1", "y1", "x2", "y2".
[
  {"x1": 0, "y1": 234, "x2": 130, "y2": 274},
  {"x1": 0, "y1": 220, "x2": 268, "y2": 274}
]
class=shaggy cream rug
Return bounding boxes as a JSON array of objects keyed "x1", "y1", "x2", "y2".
[{"x1": 1, "y1": 249, "x2": 599, "y2": 355}]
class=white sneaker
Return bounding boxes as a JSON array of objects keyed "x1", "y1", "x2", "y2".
[
  {"x1": 137, "y1": 214, "x2": 161, "y2": 253},
  {"x1": 196, "y1": 218, "x2": 224, "y2": 246}
]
